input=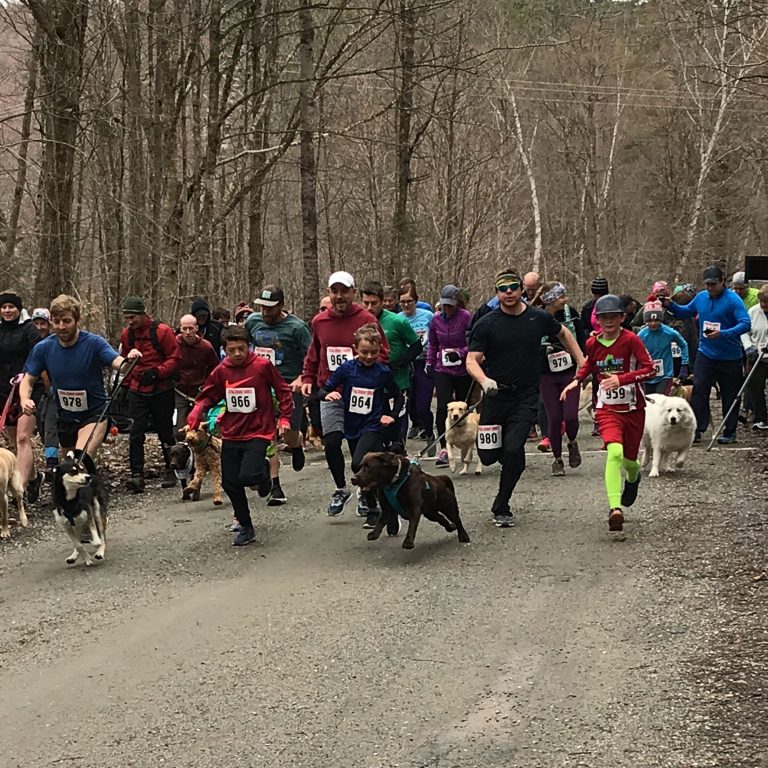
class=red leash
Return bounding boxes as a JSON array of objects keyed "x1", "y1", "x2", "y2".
[{"x1": 0, "y1": 374, "x2": 22, "y2": 433}]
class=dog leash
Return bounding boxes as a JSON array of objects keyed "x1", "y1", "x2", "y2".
[
  {"x1": 0, "y1": 374, "x2": 22, "y2": 433},
  {"x1": 174, "y1": 388, "x2": 196, "y2": 404},
  {"x1": 80, "y1": 358, "x2": 139, "y2": 457}
]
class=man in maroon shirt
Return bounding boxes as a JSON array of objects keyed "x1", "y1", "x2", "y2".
[
  {"x1": 300, "y1": 271, "x2": 389, "y2": 516},
  {"x1": 119, "y1": 296, "x2": 181, "y2": 493},
  {"x1": 175, "y1": 314, "x2": 219, "y2": 428}
]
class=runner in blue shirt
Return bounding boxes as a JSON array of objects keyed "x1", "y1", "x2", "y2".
[
  {"x1": 637, "y1": 301, "x2": 690, "y2": 395},
  {"x1": 319, "y1": 323, "x2": 403, "y2": 530},
  {"x1": 20, "y1": 294, "x2": 141, "y2": 458}
]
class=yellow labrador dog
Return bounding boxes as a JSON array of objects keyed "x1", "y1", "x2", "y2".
[
  {"x1": 0, "y1": 447, "x2": 27, "y2": 539},
  {"x1": 445, "y1": 401, "x2": 482, "y2": 475}
]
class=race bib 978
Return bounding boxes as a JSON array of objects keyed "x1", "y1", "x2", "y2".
[{"x1": 58, "y1": 389, "x2": 88, "y2": 412}]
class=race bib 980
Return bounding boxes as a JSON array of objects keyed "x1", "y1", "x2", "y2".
[
  {"x1": 477, "y1": 424, "x2": 502, "y2": 449},
  {"x1": 226, "y1": 387, "x2": 256, "y2": 413}
]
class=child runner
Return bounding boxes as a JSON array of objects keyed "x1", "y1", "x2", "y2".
[
  {"x1": 318, "y1": 324, "x2": 403, "y2": 533},
  {"x1": 187, "y1": 326, "x2": 293, "y2": 547},
  {"x1": 560, "y1": 294, "x2": 655, "y2": 532},
  {"x1": 637, "y1": 301, "x2": 689, "y2": 395},
  {"x1": 534, "y1": 281, "x2": 586, "y2": 476}
]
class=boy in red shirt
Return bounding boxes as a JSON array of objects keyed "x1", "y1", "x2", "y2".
[
  {"x1": 561, "y1": 295, "x2": 655, "y2": 532},
  {"x1": 188, "y1": 326, "x2": 293, "y2": 546}
]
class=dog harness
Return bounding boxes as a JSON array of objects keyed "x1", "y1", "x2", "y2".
[{"x1": 382, "y1": 459, "x2": 429, "y2": 519}]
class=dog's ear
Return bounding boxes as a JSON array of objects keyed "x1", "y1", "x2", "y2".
[{"x1": 80, "y1": 452, "x2": 97, "y2": 475}]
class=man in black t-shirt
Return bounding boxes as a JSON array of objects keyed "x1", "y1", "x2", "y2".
[{"x1": 467, "y1": 269, "x2": 584, "y2": 528}]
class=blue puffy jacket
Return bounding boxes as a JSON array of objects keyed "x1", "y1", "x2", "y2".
[{"x1": 666, "y1": 288, "x2": 750, "y2": 361}]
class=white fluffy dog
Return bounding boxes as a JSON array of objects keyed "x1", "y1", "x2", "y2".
[{"x1": 641, "y1": 394, "x2": 696, "y2": 478}]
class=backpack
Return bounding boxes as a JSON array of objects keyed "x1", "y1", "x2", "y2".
[{"x1": 127, "y1": 319, "x2": 164, "y2": 357}]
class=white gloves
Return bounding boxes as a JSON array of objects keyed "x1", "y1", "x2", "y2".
[{"x1": 482, "y1": 377, "x2": 499, "y2": 395}]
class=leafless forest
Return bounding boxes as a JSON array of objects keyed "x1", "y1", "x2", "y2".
[{"x1": 1, "y1": 0, "x2": 768, "y2": 335}]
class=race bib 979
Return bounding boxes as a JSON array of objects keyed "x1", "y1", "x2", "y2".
[{"x1": 547, "y1": 351, "x2": 572, "y2": 373}]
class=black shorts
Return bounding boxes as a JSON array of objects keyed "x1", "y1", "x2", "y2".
[{"x1": 57, "y1": 411, "x2": 104, "y2": 449}]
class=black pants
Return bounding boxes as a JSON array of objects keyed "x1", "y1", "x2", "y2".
[
  {"x1": 748, "y1": 360, "x2": 768, "y2": 423},
  {"x1": 691, "y1": 353, "x2": 743, "y2": 437},
  {"x1": 433, "y1": 373, "x2": 473, "y2": 447},
  {"x1": 221, "y1": 438, "x2": 270, "y2": 529},
  {"x1": 477, "y1": 390, "x2": 538, "y2": 516},
  {"x1": 348, "y1": 431, "x2": 384, "y2": 506},
  {"x1": 128, "y1": 389, "x2": 176, "y2": 476}
]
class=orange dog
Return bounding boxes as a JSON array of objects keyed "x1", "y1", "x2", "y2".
[{"x1": 179, "y1": 425, "x2": 223, "y2": 505}]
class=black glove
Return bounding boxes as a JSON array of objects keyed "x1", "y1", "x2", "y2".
[
  {"x1": 140, "y1": 368, "x2": 159, "y2": 387},
  {"x1": 444, "y1": 350, "x2": 461, "y2": 364}
]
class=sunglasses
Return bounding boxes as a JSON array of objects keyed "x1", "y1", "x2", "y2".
[
  {"x1": 400, "y1": 299, "x2": 415, "y2": 305},
  {"x1": 496, "y1": 283, "x2": 521, "y2": 293}
]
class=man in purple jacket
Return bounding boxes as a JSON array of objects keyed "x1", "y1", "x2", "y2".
[{"x1": 427, "y1": 284, "x2": 474, "y2": 466}]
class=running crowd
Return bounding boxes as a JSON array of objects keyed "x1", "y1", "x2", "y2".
[{"x1": 0, "y1": 262, "x2": 765, "y2": 542}]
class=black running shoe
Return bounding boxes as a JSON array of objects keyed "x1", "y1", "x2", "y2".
[
  {"x1": 26, "y1": 471, "x2": 44, "y2": 503},
  {"x1": 363, "y1": 509, "x2": 379, "y2": 529},
  {"x1": 620, "y1": 474, "x2": 641, "y2": 507},
  {"x1": 291, "y1": 446, "x2": 305, "y2": 472},
  {"x1": 267, "y1": 484, "x2": 287, "y2": 506},
  {"x1": 232, "y1": 527, "x2": 256, "y2": 546}
]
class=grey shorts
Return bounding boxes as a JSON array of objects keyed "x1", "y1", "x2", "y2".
[{"x1": 320, "y1": 397, "x2": 345, "y2": 435}]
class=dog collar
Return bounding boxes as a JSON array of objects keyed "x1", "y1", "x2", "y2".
[
  {"x1": 382, "y1": 459, "x2": 425, "y2": 519},
  {"x1": 174, "y1": 450, "x2": 194, "y2": 481}
]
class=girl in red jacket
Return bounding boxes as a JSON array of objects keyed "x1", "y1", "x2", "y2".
[{"x1": 188, "y1": 326, "x2": 293, "y2": 546}]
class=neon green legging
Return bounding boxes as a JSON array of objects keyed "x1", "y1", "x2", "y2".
[{"x1": 605, "y1": 442, "x2": 640, "y2": 509}]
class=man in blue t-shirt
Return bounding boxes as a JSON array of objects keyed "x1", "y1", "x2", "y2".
[{"x1": 20, "y1": 294, "x2": 142, "y2": 458}]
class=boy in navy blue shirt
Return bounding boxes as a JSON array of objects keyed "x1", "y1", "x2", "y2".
[{"x1": 319, "y1": 324, "x2": 403, "y2": 530}]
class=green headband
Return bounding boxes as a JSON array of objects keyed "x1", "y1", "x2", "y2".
[{"x1": 495, "y1": 273, "x2": 521, "y2": 287}]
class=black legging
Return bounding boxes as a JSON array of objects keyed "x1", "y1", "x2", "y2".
[
  {"x1": 433, "y1": 373, "x2": 473, "y2": 447},
  {"x1": 348, "y1": 431, "x2": 384, "y2": 506},
  {"x1": 221, "y1": 438, "x2": 270, "y2": 529}
]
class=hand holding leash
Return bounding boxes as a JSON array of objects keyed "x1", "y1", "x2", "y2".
[{"x1": 481, "y1": 377, "x2": 498, "y2": 396}]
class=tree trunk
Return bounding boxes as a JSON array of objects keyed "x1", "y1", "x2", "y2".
[{"x1": 298, "y1": 0, "x2": 319, "y2": 320}]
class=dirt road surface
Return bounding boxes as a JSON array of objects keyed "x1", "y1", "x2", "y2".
[{"x1": 2, "y1": 431, "x2": 767, "y2": 768}]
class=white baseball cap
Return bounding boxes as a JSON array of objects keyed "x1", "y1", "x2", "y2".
[
  {"x1": 732, "y1": 271, "x2": 747, "y2": 286},
  {"x1": 328, "y1": 271, "x2": 355, "y2": 289}
]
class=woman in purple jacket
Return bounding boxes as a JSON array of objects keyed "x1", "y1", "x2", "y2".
[{"x1": 427, "y1": 284, "x2": 473, "y2": 466}]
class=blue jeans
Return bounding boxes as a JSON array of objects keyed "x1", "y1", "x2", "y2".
[{"x1": 691, "y1": 353, "x2": 743, "y2": 436}]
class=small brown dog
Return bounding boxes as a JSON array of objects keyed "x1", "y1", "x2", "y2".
[
  {"x1": 352, "y1": 451, "x2": 470, "y2": 549},
  {"x1": 0, "y1": 447, "x2": 26, "y2": 539},
  {"x1": 176, "y1": 425, "x2": 223, "y2": 505}
]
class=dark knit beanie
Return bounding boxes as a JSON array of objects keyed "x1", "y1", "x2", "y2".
[
  {"x1": 121, "y1": 295, "x2": 147, "y2": 315},
  {"x1": 591, "y1": 277, "x2": 609, "y2": 295},
  {"x1": 0, "y1": 292, "x2": 23, "y2": 311}
]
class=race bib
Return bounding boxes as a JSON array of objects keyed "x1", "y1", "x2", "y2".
[
  {"x1": 652, "y1": 359, "x2": 665, "y2": 377},
  {"x1": 350, "y1": 387, "x2": 374, "y2": 415},
  {"x1": 703, "y1": 321, "x2": 721, "y2": 334},
  {"x1": 548, "y1": 350, "x2": 572, "y2": 373},
  {"x1": 441, "y1": 348, "x2": 461, "y2": 367},
  {"x1": 599, "y1": 385, "x2": 635, "y2": 406},
  {"x1": 58, "y1": 389, "x2": 88, "y2": 412},
  {"x1": 416, "y1": 329, "x2": 428, "y2": 343},
  {"x1": 327, "y1": 346, "x2": 353, "y2": 371},
  {"x1": 253, "y1": 346, "x2": 276, "y2": 365},
  {"x1": 671, "y1": 342, "x2": 681, "y2": 358},
  {"x1": 477, "y1": 424, "x2": 502, "y2": 449},
  {"x1": 226, "y1": 387, "x2": 256, "y2": 413}
]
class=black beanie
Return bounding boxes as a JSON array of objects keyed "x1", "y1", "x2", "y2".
[
  {"x1": 0, "y1": 292, "x2": 23, "y2": 312},
  {"x1": 591, "y1": 277, "x2": 609, "y2": 295}
]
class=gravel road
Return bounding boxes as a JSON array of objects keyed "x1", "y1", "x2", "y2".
[{"x1": 1, "y1": 426, "x2": 767, "y2": 768}]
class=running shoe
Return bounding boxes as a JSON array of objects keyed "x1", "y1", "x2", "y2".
[
  {"x1": 267, "y1": 483, "x2": 287, "y2": 506},
  {"x1": 435, "y1": 449, "x2": 449, "y2": 467},
  {"x1": 291, "y1": 446, "x2": 306, "y2": 472},
  {"x1": 25, "y1": 471, "x2": 44, "y2": 503},
  {"x1": 426, "y1": 436, "x2": 437, "y2": 458},
  {"x1": 232, "y1": 527, "x2": 256, "y2": 546},
  {"x1": 567, "y1": 440, "x2": 582, "y2": 468},
  {"x1": 356, "y1": 493, "x2": 369, "y2": 518},
  {"x1": 493, "y1": 514, "x2": 515, "y2": 528},
  {"x1": 228, "y1": 519, "x2": 242, "y2": 532},
  {"x1": 551, "y1": 458, "x2": 565, "y2": 476},
  {"x1": 363, "y1": 509, "x2": 379, "y2": 529},
  {"x1": 386, "y1": 514, "x2": 402, "y2": 536},
  {"x1": 620, "y1": 474, "x2": 641, "y2": 507},
  {"x1": 717, "y1": 433, "x2": 737, "y2": 444},
  {"x1": 407, "y1": 426, "x2": 420, "y2": 440},
  {"x1": 327, "y1": 488, "x2": 352, "y2": 516},
  {"x1": 608, "y1": 509, "x2": 624, "y2": 532},
  {"x1": 538, "y1": 437, "x2": 551, "y2": 453},
  {"x1": 753, "y1": 421, "x2": 768, "y2": 431},
  {"x1": 693, "y1": 432, "x2": 702, "y2": 443}
]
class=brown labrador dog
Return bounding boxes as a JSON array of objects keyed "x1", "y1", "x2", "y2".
[{"x1": 351, "y1": 451, "x2": 470, "y2": 549}]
